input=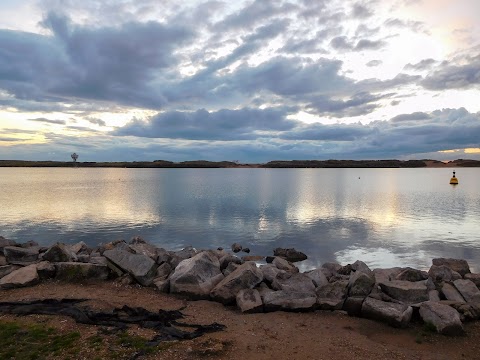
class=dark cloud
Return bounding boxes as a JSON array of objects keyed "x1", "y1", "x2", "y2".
[
  {"x1": 330, "y1": 36, "x2": 386, "y2": 51},
  {"x1": 404, "y1": 58, "x2": 436, "y2": 71},
  {"x1": 28, "y1": 118, "x2": 66, "y2": 125},
  {"x1": 281, "y1": 122, "x2": 373, "y2": 141},
  {"x1": 354, "y1": 39, "x2": 386, "y2": 51},
  {"x1": 352, "y1": 3, "x2": 373, "y2": 19},
  {"x1": 0, "y1": 137, "x2": 24, "y2": 142},
  {"x1": 390, "y1": 112, "x2": 431, "y2": 122},
  {"x1": 85, "y1": 118, "x2": 107, "y2": 126},
  {"x1": 422, "y1": 54, "x2": 480, "y2": 90},
  {"x1": 114, "y1": 107, "x2": 298, "y2": 141}
]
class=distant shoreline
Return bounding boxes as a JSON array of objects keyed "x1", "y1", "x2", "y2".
[{"x1": 1, "y1": 159, "x2": 479, "y2": 168}]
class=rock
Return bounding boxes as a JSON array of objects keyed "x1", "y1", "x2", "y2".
[
  {"x1": 395, "y1": 267, "x2": 428, "y2": 282},
  {"x1": 115, "y1": 273, "x2": 136, "y2": 285},
  {"x1": 419, "y1": 301, "x2": 464, "y2": 335},
  {"x1": 36, "y1": 261, "x2": 56, "y2": 280},
  {"x1": 90, "y1": 256, "x2": 108, "y2": 266},
  {"x1": 19, "y1": 240, "x2": 39, "y2": 248},
  {"x1": 453, "y1": 279, "x2": 480, "y2": 303},
  {"x1": 219, "y1": 254, "x2": 243, "y2": 270},
  {"x1": 260, "y1": 264, "x2": 286, "y2": 284},
  {"x1": 43, "y1": 243, "x2": 75, "y2": 263},
  {"x1": 464, "y1": 273, "x2": 480, "y2": 288},
  {"x1": 3, "y1": 246, "x2": 39, "y2": 265},
  {"x1": 441, "y1": 282, "x2": 466, "y2": 303},
  {"x1": 361, "y1": 297, "x2": 413, "y2": 328},
  {"x1": 0, "y1": 265, "x2": 21, "y2": 279},
  {"x1": 129, "y1": 242, "x2": 159, "y2": 260},
  {"x1": 0, "y1": 236, "x2": 16, "y2": 249},
  {"x1": 343, "y1": 296, "x2": 365, "y2": 316},
  {"x1": 77, "y1": 254, "x2": 90, "y2": 263},
  {"x1": 338, "y1": 264, "x2": 353, "y2": 275},
  {"x1": 321, "y1": 262, "x2": 342, "y2": 279},
  {"x1": 263, "y1": 291, "x2": 317, "y2": 312},
  {"x1": 432, "y1": 258, "x2": 471, "y2": 277},
  {"x1": 130, "y1": 236, "x2": 146, "y2": 244},
  {"x1": 272, "y1": 257, "x2": 298, "y2": 272},
  {"x1": 448, "y1": 302, "x2": 480, "y2": 322},
  {"x1": 55, "y1": 262, "x2": 109, "y2": 281},
  {"x1": 0, "y1": 255, "x2": 7, "y2": 266},
  {"x1": 272, "y1": 273, "x2": 316, "y2": 294},
  {"x1": 211, "y1": 262, "x2": 263, "y2": 304},
  {"x1": 70, "y1": 241, "x2": 90, "y2": 255},
  {"x1": 316, "y1": 280, "x2": 349, "y2": 310},
  {"x1": 242, "y1": 255, "x2": 264, "y2": 262},
  {"x1": 348, "y1": 270, "x2": 375, "y2": 297},
  {"x1": 236, "y1": 289, "x2": 263, "y2": 313},
  {"x1": 351, "y1": 260, "x2": 372, "y2": 275},
  {"x1": 169, "y1": 251, "x2": 224, "y2": 299},
  {"x1": 0, "y1": 264, "x2": 39, "y2": 289},
  {"x1": 242, "y1": 247, "x2": 251, "y2": 253},
  {"x1": 231, "y1": 243, "x2": 242, "y2": 253},
  {"x1": 265, "y1": 256, "x2": 275, "y2": 263},
  {"x1": 305, "y1": 268, "x2": 329, "y2": 288},
  {"x1": 428, "y1": 265, "x2": 462, "y2": 284},
  {"x1": 174, "y1": 246, "x2": 198, "y2": 260},
  {"x1": 156, "y1": 248, "x2": 172, "y2": 265},
  {"x1": 223, "y1": 262, "x2": 240, "y2": 277},
  {"x1": 372, "y1": 268, "x2": 402, "y2": 284},
  {"x1": 154, "y1": 278, "x2": 170, "y2": 293},
  {"x1": 155, "y1": 262, "x2": 173, "y2": 280},
  {"x1": 103, "y1": 248, "x2": 158, "y2": 286},
  {"x1": 379, "y1": 280, "x2": 429, "y2": 304},
  {"x1": 273, "y1": 248, "x2": 307, "y2": 263},
  {"x1": 429, "y1": 290, "x2": 441, "y2": 302}
]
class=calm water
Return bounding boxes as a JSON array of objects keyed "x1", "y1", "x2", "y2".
[{"x1": 1, "y1": 167, "x2": 479, "y2": 271}]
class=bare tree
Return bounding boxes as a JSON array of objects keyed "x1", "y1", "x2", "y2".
[{"x1": 71, "y1": 153, "x2": 79, "y2": 163}]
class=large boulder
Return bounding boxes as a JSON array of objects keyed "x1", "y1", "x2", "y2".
[
  {"x1": 271, "y1": 273, "x2": 316, "y2": 294},
  {"x1": 432, "y1": 258, "x2": 470, "y2": 277},
  {"x1": 103, "y1": 248, "x2": 158, "y2": 286},
  {"x1": 55, "y1": 262, "x2": 109, "y2": 281},
  {"x1": 464, "y1": 273, "x2": 480, "y2": 289},
  {"x1": 43, "y1": 243, "x2": 76, "y2": 263},
  {"x1": 219, "y1": 254, "x2": 243, "y2": 270},
  {"x1": 316, "y1": 280, "x2": 349, "y2": 310},
  {"x1": 3, "y1": 246, "x2": 39, "y2": 265},
  {"x1": 428, "y1": 265, "x2": 462, "y2": 284},
  {"x1": 0, "y1": 236, "x2": 16, "y2": 249},
  {"x1": 441, "y1": 283, "x2": 466, "y2": 303},
  {"x1": 372, "y1": 268, "x2": 403, "y2": 284},
  {"x1": 236, "y1": 289, "x2": 263, "y2": 313},
  {"x1": 343, "y1": 296, "x2": 366, "y2": 316},
  {"x1": 263, "y1": 291, "x2": 317, "y2": 312},
  {"x1": 129, "y1": 242, "x2": 159, "y2": 260},
  {"x1": 273, "y1": 248, "x2": 307, "y2": 262},
  {"x1": 210, "y1": 262, "x2": 263, "y2": 304},
  {"x1": 0, "y1": 255, "x2": 6, "y2": 266},
  {"x1": 169, "y1": 251, "x2": 224, "y2": 299},
  {"x1": 351, "y1": 260, "x2": 372, "y2": 275},
  {"x1": 0, "y1": 264, "x2": 39, "y2": 289},
  {"x1": 321, "y1": 262, "x2": 342, "y2": 279},
  {"x1": 0, "y1": 265, "x2": 21, "y2": 279},
  {"x1": 419, "y1": 301, "x2": 464, "y2": 335},
  {"x1": 348, "y1": 270, "x2": 375, "y2": 297},
  {"x1": 395, "y1": 267, "x2": 428, "y2": 282},
  {"x1": 70, "y1": 241, "x2": 90, "y2": 255},
  {"x1": 361, "y1": 297, "x2": 413, "y2": 328},
  {"x1": 305, "y1": 268, "x2": 329, "y2": 288},
  {"x1": 259, "y1": 264, "x2": 286, "y2": 284},
  {"x1": 379, "y1": 280, "x2": 429, "y2": 304},
  {"x1": 36, "y1": 261, "x2": 56, "y2": 280},
  {"x1": 272, "y1": 257, "x2": 298, "y2": 272},
  {"x1": 453, "y1": 279, "x2": 480, "y2": 303}
]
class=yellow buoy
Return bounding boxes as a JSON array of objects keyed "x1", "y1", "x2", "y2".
[{"x1": 450, "y1": 170, "x2": 458, "y2": 185}]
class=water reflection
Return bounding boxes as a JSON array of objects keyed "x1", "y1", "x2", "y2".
[{"x1": 1, "y1": 167, "x2": 480, "y2": 271}]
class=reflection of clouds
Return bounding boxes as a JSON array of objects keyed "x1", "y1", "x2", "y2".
[{"x1": 335, "y1": 247, "x2": 431, "y2": 271}]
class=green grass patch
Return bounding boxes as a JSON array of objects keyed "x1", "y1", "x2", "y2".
[{"x1": 0, "y1": 321, "x2": 81, "y2": 360}]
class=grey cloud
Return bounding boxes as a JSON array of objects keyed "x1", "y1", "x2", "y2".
[
  {"x1": 404, "y1": 59, "x2": 436, "y2": 71},
  {"x1": 422, "y1": 54, "x2": 480, "y2": 90},
  {"x1": 384, "y1": 18, "x2": 427, "y2": 33},
  {"x1": 307, "y1": 92, "x2": 387, "y2": 118},
  {"x1": 28, "y1": 118, "x2": 66, "y2": 125},
  {"x1": 354, "y1": 39, "x2": 386, "y2": 51},
  {"x1": 390, "y1": 112, "x2": 431, "y2": 122},
  {"x1": 85, "y1": 118, "x2": 107, "y2": 126},
  {"x1": 330, "y1": 36, "x2": 386, "y2": 51},
  {"x1": 114, "y1": 107, "x2": 298, "y2": 141},
  {"x1": 281, "y1": 122, "x2": 373, "y2": 141},
  {"x1": 366, "y1": 60, "x2": 382, "y2": 67},
  {"x1": 352, "y1": 3, "x2": 373, "y2": 18},
  {"x1": 0, "y1": 137, "x2": 25, "y2": 142}
]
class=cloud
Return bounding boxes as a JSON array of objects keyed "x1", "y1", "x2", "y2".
[
  {"x1": 390, "y1": 112, "x2": 431, "y2": 122},
  {"x1": 422, "y1": 54, "x2": 480, "y2": 90},
  {"x1": 28, "y1": 118, "x2": 66, "y2": 125},
  {"x1": 85, "y1": 117, "x2": 107, "y2": 126},
  {"x1": 114, "y1": 107, "x2": 298, "y2": 141},
  {"x1": 330, "y1": 36, "x2": 386, "y2": 51},
  {"x1": 351, "y1": 3, "x2": 373, "y2": 19},
  {"x1": 404, "y1": 58, "x2": 437, "y2": 71},
  {"x1": 366, "y1": 60, "x2": 382, "y2": 67}
]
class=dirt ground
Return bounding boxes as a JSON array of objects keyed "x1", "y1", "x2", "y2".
[{"x1": 1, "y1": 280, "x2": 480, "y2": 360}]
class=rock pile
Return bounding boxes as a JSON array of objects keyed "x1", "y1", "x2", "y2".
[{"x1": 1, "y1": 235, "x2": 479, "y2": 336}]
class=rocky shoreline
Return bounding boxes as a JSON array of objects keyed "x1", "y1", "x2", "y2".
[{"x1": 1, "y1": 235, "x2": 479, "y2": 337}]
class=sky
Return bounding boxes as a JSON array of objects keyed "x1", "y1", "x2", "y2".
[{"x1": 0, "y1": 0, "x2": 479, "y2": 163}]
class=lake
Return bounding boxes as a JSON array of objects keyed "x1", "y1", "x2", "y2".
[{"x1": 1, "y1": 167, "x2": 479, "y2": 271}]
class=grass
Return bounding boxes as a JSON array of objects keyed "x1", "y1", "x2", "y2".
[
  {"x1": 0, "y1": 320, "x2": 174, "y2": 359},
  {"x1": 0, "y1": 321, "x2": 80, "y2": 359}
]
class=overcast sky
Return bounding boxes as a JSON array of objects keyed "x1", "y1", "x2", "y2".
[{"x1": 0, "y1": 0, "x2": 479, "y2": 162}]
